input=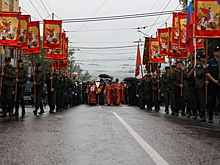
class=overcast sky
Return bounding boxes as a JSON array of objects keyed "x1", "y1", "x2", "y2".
[{"x1": 20, "y1": 0, "x2": 181, "y2": 79}]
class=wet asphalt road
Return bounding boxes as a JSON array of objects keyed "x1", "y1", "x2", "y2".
[{"x1": 0, "y1": 104, "x2": 220, "y2": 165}]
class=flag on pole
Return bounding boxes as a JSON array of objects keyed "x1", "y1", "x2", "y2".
[
  {"x1": 178, "y1": 12, "x2": 187, "y2": 50},
  {"x1": 186, "y1": 0, "x2": 195, "y2": 55},
  {"x1": 135, "y1": 44, "x2": 141, "y2": 77},
  {"x1": 149, "y1": 37, "x2": 165, "y2": 63}
]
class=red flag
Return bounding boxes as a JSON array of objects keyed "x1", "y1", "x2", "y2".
[
  {"x1": 195, "y1": 0, "x2": 220, "y2": 38},
  {"x1": 23, "y1": 21, "x2": 41, "y2": 54},
  {"x1": 43, "y1": 20, "x2": 62, "y2": 49},
  {"x1": 171, "y1": 12, "x2": 180, "y2": 46},
  {"x1": 149, "y1": 38, "x2": 165, "y2": 63},
  {"x1": 135, "y1": 44, "x2": 141, "y2": 77}
]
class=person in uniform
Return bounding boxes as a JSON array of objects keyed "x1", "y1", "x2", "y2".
[
  {"x1": 167, "y1": 65, "x2": 176, "y2": 115},
  {"x1": 161, "y1": 66, "x2": 170, "y2": 114},
  {"x1": 143, "y1": 72, "x2": 153, "y2": 111},
  {"x1": 55, "y1": 68, "x2": 62, "y2": 112},
  {"x1": 46, "y1": 65, "x2": 58, "y2": 113},
  {"x1": 63, "y1": 72, "x2": 70, "y2": 109},
  {"x1": 170, "y1": 61, "x2": 187, "y2": 116},
  {"x1": 205, "y1": 47, "x2": 220, "y2": 123},
  {"x1": 151, "y1": 71, "x2": 162, "y2": 112},
  {"x1": 105, "y1": 80, "x2": 113, "y2": 106},
  {"x1": 195, "y1": 55, "x2": 207, "y2": 122},
  {"x1": 31, "y1": 63, "x2": 45, "y2": 115},
  {"x1": 13, "y1": 59, "x2": 28, "y2": 117},
  {"x1": 136, "y1": 80, "x2": 145, "y2": 109},
  {"x1": 0, "y1": 57, "x2": 15, "y2": 117},
  {"x1": 121, "y1": 82, "x2": 125, "y2": 104},
  {"x1": 186, "y1": 58, "x2": 197, "y2": 118},
  {"x1": 59, "y1": 69, "x2": 65, "y2": 110}
]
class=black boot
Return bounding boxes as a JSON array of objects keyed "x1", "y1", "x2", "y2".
[
  {"x1": 13, "y1": 106, "x2": 19, "y2": 116},
  {"x1": 38, "y1": 105, "x2": 44, "y2": 114},
  {"x1": 201, "y1": 111, "x2": 206, "y2": 122},
  {"x1": 0, "y1": 108, "x2": 6, "y2": 117},
  {"x1": 33, "y1": 107, "x2": 39, "y2": 115},
  {"x1": 186, "y1": 107, "x2": 191, "y2": 118},
  {"x1": 181, "y1": 108, "x2": 186, "y2": 116},
  {"x1": 175, "y1": 108, "x2": 179, "y2": 116},
  {"x1": 192, "y1": 108, "x2": 198, "y2": 119},
  {"x1": 49, "y1": 106, "x2": 55, "y2": 113},
  {"x1": 8, "y1": 105, "x2": 13, "y2": 117},
  {"x1": 165, "y1": 106, "x2": 169, "y2": 114},
  {"x1": 21, "y1": 105, "x2": 25, "y2": 116},
  {"x1": 171, "y1": 107, "x2": 175, "y2": 115}
]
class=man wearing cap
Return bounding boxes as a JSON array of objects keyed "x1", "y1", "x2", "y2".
[
  {"x1": 170, "y1": 61, "x2": 187, "y2": 116},
  {"x1": 151, "y1": 70, "x2": 162, "y2": 112},
  {"x1": 205, "y1": 47, "x2": 220, "y2": 123},
  {"x1": 46, "y1": 65, "x2": 58, "y2": 113},
  {"x1": 31, "y1": 63, "x2": 45, "y2": 115},
  {"x1": 55, "y1": 68, "x2": 62, "y2": 112},
  {"x1": 195, "y1": 56, "x2": 207, "y2": 122},
  {"x1": 63, "y1": 72, "x2": 70, "y2": 109},
  {"x1": 0, "y1": 57, "x2": 15, "y2": 117},
  {"x1": 142, "y1": 71, "x2": 153, "y2": 110},
  {"x1": 185, "y1": 58, "x2": 197, "y2": 118},
  {"x1": 13, "y1": 59, "x2": 28, "y2": 117},
  {"x1": 161, "y1": 66, "x2": 170, "y2": 114}
]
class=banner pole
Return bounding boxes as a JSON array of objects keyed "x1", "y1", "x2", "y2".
[
  {"x1": 32, "y1": 54, "x2": 36, "y2": 103},
  {"x1": 205, "y1": 39, "x2": 208, "y2": 105},
  {"x1": 14, "y1": 49, "x2": 19, "y2": 101},
  {"x1": 0, "y1": 46, "x2": 7, "y2": 98}
]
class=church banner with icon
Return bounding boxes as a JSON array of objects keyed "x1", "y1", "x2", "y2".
[
  {"x1": 158, "y1": 28, "x2": 170, "y2": 56},
  {"x1": 178, "y1": 12, "x2": 187, "y2": 50},
  {"x1": 23, "y1": 21, "x2": 41, "y2": 54},
  {"x1": 43, "y1": 20, "x2": 62, "y2": 49},
  {"x1": 195, "y1": 0, "x2": 220, "y2": 38},
  {"x1": 149, "y1": 38, "x2": 165, "y2": 63},
  {"x1": 0, "y1": 11, "x2": 21, "y2": 46}
]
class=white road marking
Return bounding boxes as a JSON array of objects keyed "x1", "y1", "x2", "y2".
[{"x1": 113, "y1": 112, "x2": 169, "y2": 165}]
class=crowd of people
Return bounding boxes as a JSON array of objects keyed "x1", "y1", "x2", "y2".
[{"x1": 0, "y1": 46, "x2": 220, "y2": 124}]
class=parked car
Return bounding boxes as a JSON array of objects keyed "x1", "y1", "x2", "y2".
[{"x1": 24, "y1": 81, "x2": 34, "y2": 105}]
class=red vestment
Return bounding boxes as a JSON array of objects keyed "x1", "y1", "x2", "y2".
[
  {"x1": 105, "y1": 84, "x2": 113, "y2": 105},
  {"x1": 88, "y1": 85, "x2": 97, "y2": 104},
  {"x1": 113, "y1": 83, "x2": 122, "y2": 105}
]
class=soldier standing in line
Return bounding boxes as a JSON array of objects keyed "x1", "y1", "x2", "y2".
[
  {"x1": 186, "y1": 58, "x2": 197, "y2": 118},
  {"x1": 170, "y1": 61, "x2": 187, "y2": 116},
  {"x1": 195, "y1": 55, "x2": 206, "y2": 122},
  {"x1": 151, "y1": 71, "x2": 162, "y2": 112},
  {"x1": 55, "y1": 68, "x2": 62, "y2": 112},
  {"x1": 143, "y1": 72, "x2": 153, "y2": 111},
  {"x1": 205, "y1": 47, "x2": 220, "y2": 123},
  {"x1": 46, "y1": 65, "x2": 58, "y2": 113},
  {"x1": 31, "y1": 63, "x2": 45, "y2": 115},
  {"x1": 136, "y1": 80, "x2": 145, "y2": 109},
  {"x1": 63, "y1": 72, "x2": 70, "y2": 109},
  {"x1": 13, "y1": 59, "x2": 28, "y2": 117},
  {"x1": 0, "y1": 57, "x2": 15, "y2": 117},
  {"x1": 167, "y1": 65, "x2": 176, "y2": 115},
  {"x1": 59, "y1": 69, "x2": 65, "y2": 110},
  {"x1": 161, "y1": 66, "x2": 170, "y2": 114}
]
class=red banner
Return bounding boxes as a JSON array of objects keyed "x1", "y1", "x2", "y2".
[
  {"x1": 158, "y1": 28, "x2": 170, "y2": 56},
  {"x1": 52, "y1": 61, "x2": 68, "y2": 69},
  {"x1": 149, "y1": 38, "x2": 165, "y2": 63},
  {"x1": 23, "y1": 21, "x2": 41, "y2": 54},
  {"x1": 195, "y1": 0, "x2": 220, "y2": 38},
  {"x1": 9, "y1": 15, "x2": 30, "y2": 49},
  {"x1": 178, "y1": 13, "x2": 187, "y2": 50},
  {"x1": 0, "y1": 11, "x2": 21, "y2": 46},
  {"x1": 196, "y1": 38, "x2": 205, "y2": 49},
  {"x1": 46, "y1": 33, "x2": 66, "y2": 59},
  {"x1": 168, "y1": 27, "x2": 188, "y2": 59},
  {"x1": 171, "y1": 12, "x2": 180, "y2": 46},
  {"x1": 43, "y1": 20, "x2": 62, "y2": 49}
]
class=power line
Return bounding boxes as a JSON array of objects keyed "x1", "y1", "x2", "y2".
[
  {"x1": 21, "y1": 7, "x2": 40, "y2": 21},
  {"x1": 70, "y1": 0, "x2": 109, "y2": 40},
  {"x1": 34, "y1": 0, "x2": 47, "y2": 16},
  {"x1": 146, "y1": 0, "x2": 172, "y2": 35},
  {"x1": 70, "y1": 45, "x2": 138, "y2": 50},
  {"x1": 29, "y1": 0, "x2": 43, "y2": 20},
  {"x1": 45, "y1": 0, "x2": 54, "y2": 13},
  {"x1": 40, "y1": 0, "x2": 50, "y2": 16}
]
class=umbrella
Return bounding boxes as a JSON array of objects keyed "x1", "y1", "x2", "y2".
[
  {"x1": 98, "y1": 74, "x2": 111, "y2": 78},
  {"x1": 123, "y1": 77, "x2": 138, "y2": 82}
]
